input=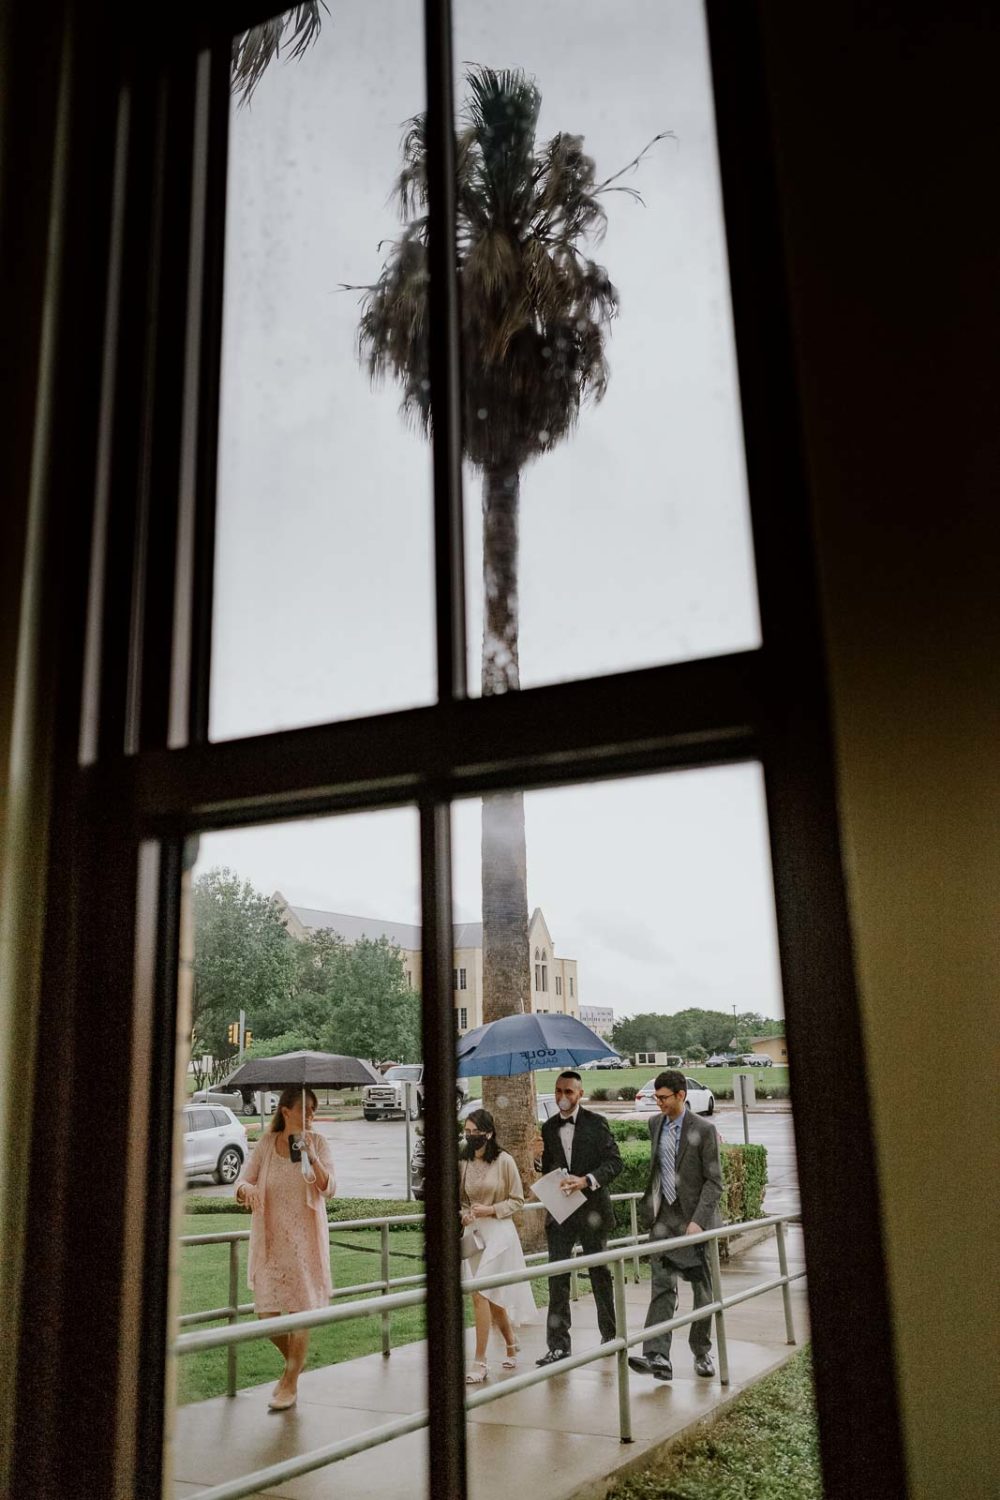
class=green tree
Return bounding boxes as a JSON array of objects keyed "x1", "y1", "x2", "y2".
[
  {"x1": 356, "y1": 65, "x2": 661, "y2": 1205},
  {"x1": 191, "y1": 869, "x2": 299, "y2": 1074},
  {"x1": 293, "y1": 930, "x2": 421, "y2": 1063}
]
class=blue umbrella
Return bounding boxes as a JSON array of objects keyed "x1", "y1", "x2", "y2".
[{"x1": 456, "y1": 1012, "x2": 617, "y2": 1078}]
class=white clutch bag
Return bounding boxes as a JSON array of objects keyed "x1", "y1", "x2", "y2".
[{"x1": 459, "y1": 1226, "x2": 486, "y2": 1258}]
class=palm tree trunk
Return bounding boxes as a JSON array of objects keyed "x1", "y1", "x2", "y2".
[{"x1": 480, "y1": 464, "x2": 541, "y2": 1246}]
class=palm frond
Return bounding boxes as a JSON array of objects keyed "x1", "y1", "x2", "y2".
[
  {"x1": 356, "y1": 63, "x2": 665, "y2": 470},
  {"x1": 231, "y1": 3, "x2": 327, "y2": 107}
]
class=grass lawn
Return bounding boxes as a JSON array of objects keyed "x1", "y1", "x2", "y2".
[
  {"x1": 609, "y1": 1347, "x2": 819, "y2": 1500},
  {"x1": 463, "y1": 1067, "x2": 788, "y2": 1099},
  {"x1": 177, "y1": 1213, "x2": 553, "y2": 1405}
]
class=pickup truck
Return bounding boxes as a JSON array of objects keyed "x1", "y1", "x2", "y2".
[{"x1": 361, "y1": 1064, "x2": 468, "y2": 1121}]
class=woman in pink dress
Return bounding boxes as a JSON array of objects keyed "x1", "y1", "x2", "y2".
[{"x1": 234, "y1": 1086, "x2": 337, "y2": 1409}]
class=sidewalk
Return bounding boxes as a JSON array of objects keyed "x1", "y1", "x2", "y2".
[{"x1": 172, "y1": 1227, "x2": 808, "y2": 1500}]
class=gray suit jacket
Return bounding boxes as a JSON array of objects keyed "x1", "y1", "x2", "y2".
[{"x1": 642, "y1": 1109, "x2": 723, "y2": 1230}]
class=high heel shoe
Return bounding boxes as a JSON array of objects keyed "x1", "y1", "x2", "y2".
[
  {"x1": 465, "y1": 1360, "x2": 489, "y2": 1385},
  {"x1": 502, "y1": 1341, "x2": 520, "y2": 1370}
]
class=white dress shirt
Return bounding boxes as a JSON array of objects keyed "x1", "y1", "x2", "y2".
[{"x1": 557, "y1": 1106, "x2": 599, "y2": 1190}]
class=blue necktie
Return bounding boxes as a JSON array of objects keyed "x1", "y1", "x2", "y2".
[{"x1": 659, "y1": 1119, "x2": 677, "y2": 1205}]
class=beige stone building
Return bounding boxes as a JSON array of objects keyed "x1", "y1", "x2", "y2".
[
  {"x1": 274, "y1": 894, "x2": 579, "y2": 1035},
  {"x1": 580, "y1": 1004, "x2": 614, "y2": 1038}
]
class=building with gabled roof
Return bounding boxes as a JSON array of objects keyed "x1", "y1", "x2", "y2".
[{"x1": 273, "y1": 893, "x2": 579, "y2": 1035}]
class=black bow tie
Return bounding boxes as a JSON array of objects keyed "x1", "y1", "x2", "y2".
[{"x1": 557, "y1": 1115, "x2": 575, "y2": 1128}]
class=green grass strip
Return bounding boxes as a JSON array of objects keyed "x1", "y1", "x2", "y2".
[{"x1": 610, "y1": 1348, "x2": 821, "y2": 1500}]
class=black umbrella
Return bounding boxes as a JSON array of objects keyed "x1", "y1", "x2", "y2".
[{"x1": 225, "y1": 1050, "x2": 381, "y2": 1091}]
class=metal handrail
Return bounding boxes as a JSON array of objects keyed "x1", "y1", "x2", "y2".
[
  {"x1": 177, "y1": 1192, "x2": 649, "y2": 1336},
  {"x1": 175, "y1": 1211, "x2": 804, "y2": 1500}
]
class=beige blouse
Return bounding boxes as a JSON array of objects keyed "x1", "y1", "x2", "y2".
[{"x1": 460, "y1": 1150, "x2": 525, "y2": 1219}]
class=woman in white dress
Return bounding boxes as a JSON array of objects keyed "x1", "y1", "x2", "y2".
[{"x1": 460, "y1": 1108, "x2": 536, "y2": 1384}]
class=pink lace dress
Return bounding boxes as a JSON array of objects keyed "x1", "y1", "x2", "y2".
[{"x1": 235, "y1": 1132, "x2": 337, "y2": 1314}]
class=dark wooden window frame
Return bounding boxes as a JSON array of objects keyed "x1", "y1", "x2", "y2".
[{"x1": 4, "y1": 2, "x2": 908, "y2": 1497}]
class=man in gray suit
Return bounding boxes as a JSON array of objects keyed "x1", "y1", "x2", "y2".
[{"x1": 628, "y1": 1069, "x2": 723, "y2": 1381}]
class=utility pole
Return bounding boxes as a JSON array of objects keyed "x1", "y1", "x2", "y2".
[{"x1": 238, "y1": 1008, "x2": 246, "y2": 1063}]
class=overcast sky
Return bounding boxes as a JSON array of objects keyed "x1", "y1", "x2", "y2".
[{"x1": 198, "y1": 1, "x2": 782, "y2": 1022}]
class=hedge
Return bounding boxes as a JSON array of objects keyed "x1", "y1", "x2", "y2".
[
  {"x1": 609, "y1": 1140, "x2": 768, "y2": 1239},
  {"x1": 185, "y1": 1195, "x2": 422, "y2": 1229}
]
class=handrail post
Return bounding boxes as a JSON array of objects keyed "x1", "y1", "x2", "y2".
[
  {"x1": 612, "y1": 1258, "x2": 633, "y2": 1443},
  {"x1": 708, "y1": 1237, "x2": 730, "y2": 1386},
  {"x1": 570, "y1": 1246, "x2": 579, "y2": 1303},
  {"x1": 380, "y1": 1223, "x2": 392, "y2": 1357},
  {"x1": 227, "y1": 1238, "x2": 239, "y2": 1398},
  {"x1": 775, "y1": 1220, "x2": 796, "y2": 1345},
  {"x1": 629, "y1": 1198, "x2": 640, "y2": 1284}
]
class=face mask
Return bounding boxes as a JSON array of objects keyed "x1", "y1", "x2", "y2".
[
  {"x1": 557, "y1": 1098, "x2": 575, "y2": 1113},
  {"x1": 466, "y1": 1133, "x2": 488, "y2": 1148}
]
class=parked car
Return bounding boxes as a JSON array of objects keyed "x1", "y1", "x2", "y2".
[
  {"x1": 740, "y1": 1053, "x2": 773, "y2": 1067},
  {"x1": 633, "y1": 1077, "x2": 715, "y2": 1116},
  {"x1": 192, "y1": 1086, "x2": 278, "y2": 1117},
  {"x1": 704, "y1": 1053, "x2": 741, "y2": 1068},
  {"x1": 592, "y1": 1054, "x2": 629, "y2": 1069},
  {"x1": 182, "y1": 1104, "x2": 247, "y2": 1185},
  {"x1": 362, "y1": 1064, "x2": 469, "y2": 1121},
  {"x1": 410, "y1": 1094, "x2": 562, "y2": 1199}
]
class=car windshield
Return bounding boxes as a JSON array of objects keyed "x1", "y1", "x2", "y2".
[{"x1": 385, "y1": 1067, "x2": 421, "y2": 1081}]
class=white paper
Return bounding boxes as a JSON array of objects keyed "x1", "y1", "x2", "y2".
[{"x1": 530, "y1": 1168, "x2": 588, "y2": 1224}]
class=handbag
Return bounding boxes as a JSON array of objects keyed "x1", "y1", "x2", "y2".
[{"x1": 460, "y1": 1226, "x2": 486, "y2": 1258}]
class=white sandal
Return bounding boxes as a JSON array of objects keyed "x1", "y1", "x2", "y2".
[
  {"x1": 465, "y1": 1360, "x2": 489, "y2": 1385},
  {"x1": 502, "y1": 1342, "x2": 520, "y2": 1369}
]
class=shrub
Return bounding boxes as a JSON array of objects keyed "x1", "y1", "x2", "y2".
[
  {"x1": 617, "y1": 1085, "x2": 638, "y2": 1100},
  {"x1": 609, "y1": 1140, "x2": 768, "y2": 1239},
  {"x1": 588, "y1": 1087, "x2": 611, "y2": 1101},
  {"x1": 609, "y1": 1118, "x2": 652, "y2": 1142},
  {"x1": 185, "y1": 1195, "x2": 423, "y2": 1230}
]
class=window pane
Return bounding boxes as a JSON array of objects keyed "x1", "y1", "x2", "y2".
[
  {"x1": 451, "y1": 767, "x2": 811, "y2": 1499},
  {"x1": 448, "y1": 0, "x2": 759, "y2": 696},
  {"x1": 167, "y1": 804, "x2": 435, "y2": 1497},
  {"x1": 210, "y1": 7, "x2": 435, "y2": 741}
]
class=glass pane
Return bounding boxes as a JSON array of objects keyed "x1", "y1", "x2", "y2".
[
  {"x1": 450, "y1": 767, "x2": 810, "y2": 1500},
  {"x1": 459, "y1": 0, "x2": 757, "y2": 694},
  {"x1": 166, "y1": 805, "x2": 434, "y2": 1498},
  {"x1": 210, "y1": 7, "x2": 435, "y2": 741}
]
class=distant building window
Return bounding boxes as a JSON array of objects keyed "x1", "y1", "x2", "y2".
[
  {"x1": 540, "y1": 964, "x2": 548, "y2": 992},
  {"x1": 569, "y1": 977, "x2": 574, "y2": 997},
  {"x1": 458, "y1": 967, "x2": 467, "y2": 990},
  {"x1": 534, "y1": 963, "x2": 541, "y2": 989},
  {"x1": 541, "y1": 948, "x2": 547, "y2": 960},
  {"x1": 534, "y1": 947, "x2": 540, "y2": 960},
  {"x1": 555, "y1": 976, "x2": 562, "y2": 996},
  {"x1": 405, "y1": 971, "x2": 412, "y2": 989},
  {"x1": 459, "y1": 1007, "x2": 468, "y2": 1030}
]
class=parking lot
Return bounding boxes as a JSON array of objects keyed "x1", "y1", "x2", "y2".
[{"x1": 186, "y1": 1102, "x2": 798, "y2": 1211}]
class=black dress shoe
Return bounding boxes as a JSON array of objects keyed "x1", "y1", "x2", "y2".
[
  {"x1": 535, "y1": 1348, "x2": 570, "y2": 1367},
  {"x1": 628, "y1": 1353, "x2": 672, "y2": 1380},
  {"x1": 693, "y1": 1355, "x2": 715, "y2": 1378}
]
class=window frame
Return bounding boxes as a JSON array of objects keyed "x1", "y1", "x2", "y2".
[{"x1": 1, "y1": 2, "x2": 908, "y2": 1497}]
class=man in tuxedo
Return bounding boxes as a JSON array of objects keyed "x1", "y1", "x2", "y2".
[
  {"x1": 535, "y1": 1069, "x2": 623, "y2": 1366},
  {"x1": 628, "y1": 1069, "x2": 723, "y2": 1381}
]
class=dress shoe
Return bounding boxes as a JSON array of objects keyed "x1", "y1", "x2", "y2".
[
  {"x1": 693, "y1": 1355, "x2": 715, "y2": 1378},
  {"x1": 628, "y1": 1353, "x2": 672, "y2": 1380},
  {"x1": 535, "y1": 1347, "x2": 570, "y2": 1367}
]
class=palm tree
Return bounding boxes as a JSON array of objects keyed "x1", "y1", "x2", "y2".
[
  {"x1": 230, "y1": 3, "x2": 326, "y2": 106},
  {"x1": 357, "y1": 66, "x2": 662, "y2": 1207}
]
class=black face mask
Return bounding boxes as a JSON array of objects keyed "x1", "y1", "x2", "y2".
[{"x1": 466, "y1": 1133, "x2": 489, "y2": 1149}]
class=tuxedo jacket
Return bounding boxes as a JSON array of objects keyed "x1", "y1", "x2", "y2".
[
  {"x1": 642, "y1": 1108, "x2": 723, "y2": 1231},
  {"x1": 540, "y1": 1106, "x2": 623, "y2": 1231}
]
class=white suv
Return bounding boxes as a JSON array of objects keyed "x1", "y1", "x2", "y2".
[{"x1": 183, "y1": 1104, "x2": 247, "y2": 1185}]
